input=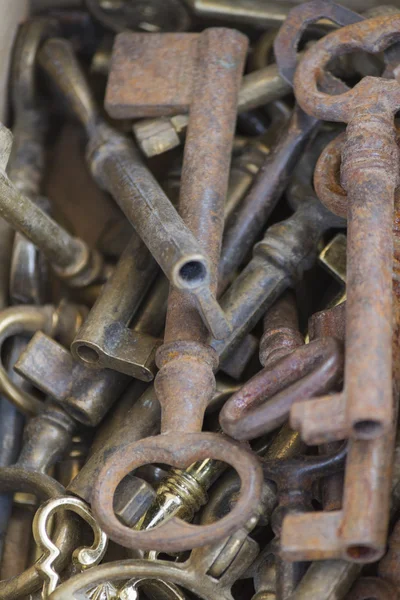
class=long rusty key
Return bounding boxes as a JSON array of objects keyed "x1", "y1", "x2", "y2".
[
  {"x1": 278, "y1": 12, "x2": 400, "y2": 564},
  {"x1": 103, "y1": 29, "x2": 253, "y2": 340},
  {"x1": 282, "y1": 190, "x2": 400, "y2": 565},
  {"x1": 91, "y1": 28, "x2": 265, "y2": 554},
  {"x1": 291, "y1": 15, "x2": 400, "y2": 441}
]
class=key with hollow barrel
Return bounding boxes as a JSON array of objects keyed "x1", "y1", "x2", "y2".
[
  {"x1": 90, "y1": 27, "x2": 266, "y2": 555},
  {"x1": 37, "y1": 37, "x2": 230, "y2": 340}
]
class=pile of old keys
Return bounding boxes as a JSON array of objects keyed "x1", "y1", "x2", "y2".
[{"x1": 4, "y1": 1, "x2": 400, "y2": 599}]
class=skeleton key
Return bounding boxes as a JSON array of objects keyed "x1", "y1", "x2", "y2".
[
  {"x1": 91, "y1": 28, "x2": 265, "y2": 554},
  {"x1": 280, "y1": 16, "x2": 400, "y2": 558},
  {"x1": 292, "y1": 14, "x2": 400, "y2": 441}
]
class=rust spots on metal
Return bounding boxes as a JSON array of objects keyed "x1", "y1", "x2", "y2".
[{"x1": 294, "y1": 15, "x2": 400, "y2": 441}]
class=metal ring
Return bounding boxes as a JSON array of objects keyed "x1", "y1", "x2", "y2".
[
  {"x1": 294, "y1": 16, "x2": 400, "y2": 121},
  {"x1": 49, "y1": 557, "x2": 233, "y2": 600},
  {"x1": 0, "y1": 305, "x2": 55, "y2": 416},
  {"x1": 273, "y1": 0, "x2": 362, "y2": 86}
]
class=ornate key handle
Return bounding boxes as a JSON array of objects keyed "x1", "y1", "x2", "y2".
[
  {"x1": 273, "y1": 0, "x2": 362, "y2": 86},
  {"x1": 294, "y1": 17, "x2": 400, "y2": 121},
  {"x1": 92, "y1": 432, "x2": 263, "y2": 552},
  {"x1": 0, "y1": 467, "x2": 78, "y2": 600},
  {"x1": 48, "y1": 560, "x2": 230, "y2": 600},
  {"x1": 33, "y1": 496, "x2": 108, "y2": 599}
]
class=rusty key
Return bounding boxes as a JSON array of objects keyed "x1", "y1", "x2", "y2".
[
  {"x1": 37, "y1": 37, "x2": 229, "y2": 340},
  {"x1": 91, "y1": 28, "x2": 265, "y2": 554},
  {"x1": 14, "y1": 331, "x2": 131, "y2": 427},
  {"x1": 293, "y1": 132, "x2": 396, "y2": 443},
  {"x1": 282, "y1": 409, "x2": 397, "y2": 563},
  {"x1": 13, "y1": 261, "x2": 172, "y2": 427},
  {"x1": 103, "y1": 28, "x2": 251, "y2": 339},
  {"x1": 279, "y1": 152, "x2": 400, "y2": 569},
  {"x1": 280, "y1": 15, "x2": 400, "y2": 557},
  {"x1": 287, "y1": 424, "x2": 400, "y2": 599},
  {"x1": 291, "y1": 15, "x2": 400, "y2": 441},
  {"x1": 154, "y1": 27, "x2": 248, "y2": 431}
]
